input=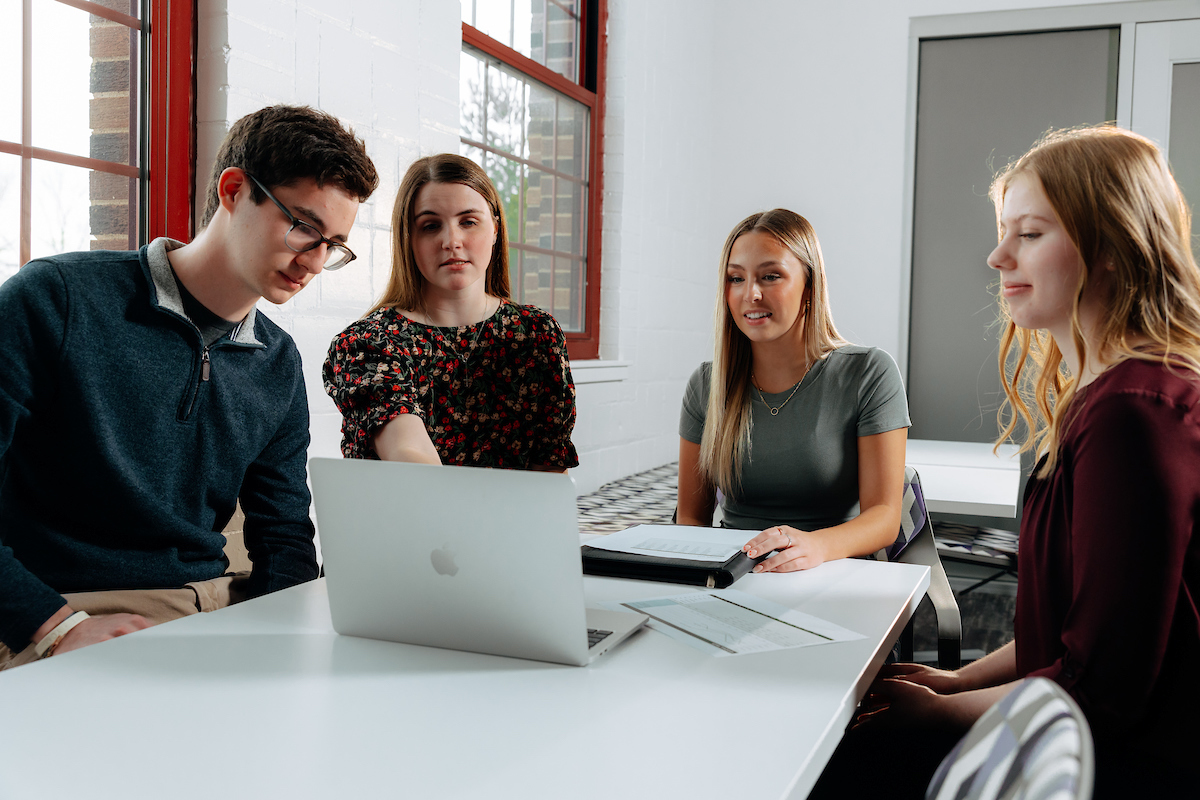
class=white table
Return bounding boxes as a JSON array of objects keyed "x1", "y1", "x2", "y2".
[
  {"x1": 0, "y1": 560, "x2": 929, "y2": 800},
  {"x1": 906, "y1": 439, "x2": 1023, "y2": 518}
]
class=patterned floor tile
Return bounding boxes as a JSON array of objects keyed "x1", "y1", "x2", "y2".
[{"x1": 576, "y1": 462, "x2": 678, "y2": 535}]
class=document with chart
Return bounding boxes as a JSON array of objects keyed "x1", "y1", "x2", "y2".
[
  {"x1": 583, "y1": 524, "x2": 747, "y2": 562},
  {"x1": 604, "y1": 589, "x2": 864, "y2": 656}
]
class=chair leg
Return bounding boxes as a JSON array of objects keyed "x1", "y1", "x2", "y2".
[{"x1": 938, "y1": 637, "x2": 960, "y2": 671}]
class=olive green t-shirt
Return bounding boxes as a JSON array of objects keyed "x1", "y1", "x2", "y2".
[{"x1": 679, "y1": 345, "x2": 910, "y2": 531}]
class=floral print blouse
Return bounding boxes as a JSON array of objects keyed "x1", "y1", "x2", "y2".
[{"x1": 323, "y1": 300, "x2": 579, "y2": 470}]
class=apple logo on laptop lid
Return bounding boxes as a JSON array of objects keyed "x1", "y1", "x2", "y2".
[{"x1": 430, "y1": 544, "x2": 459, "y2": 577}]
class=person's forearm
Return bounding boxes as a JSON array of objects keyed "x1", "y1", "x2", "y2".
[
  {"x1": 936, "y1": 681, "x2": 1020, "y2": 730},
  {"x1": 380, "y1": 445, "x2": 441, "y2": 464},
  {"x1": 810, "y1": 503, "x2": 900, "y2": 561},
  {"x1": 676, "y1": 437, "x2": 715, "y2": 527},
  {"x1": 955, "y1": 640, "x2": 1019, "y2": 691},
  {"x1": 372, "y1": 414, "x2": 442, "y2": 464}
]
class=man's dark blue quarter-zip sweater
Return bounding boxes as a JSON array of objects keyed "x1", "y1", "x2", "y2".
[{"x1": 0, "y1": 239, "x2": 318, "y2": 650}]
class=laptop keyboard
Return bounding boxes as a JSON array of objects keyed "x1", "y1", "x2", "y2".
[{"x1": 587, "y1": 628, "x2": 613, "y2": 649}]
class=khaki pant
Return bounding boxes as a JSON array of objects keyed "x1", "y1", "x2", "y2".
[{"x1": 0, "y1": 572, "x2": 251, "y2": 671}]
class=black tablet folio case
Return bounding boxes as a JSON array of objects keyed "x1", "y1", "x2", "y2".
[{"x1": 579, "y1": 546, "x2": 768, "y2": 589}]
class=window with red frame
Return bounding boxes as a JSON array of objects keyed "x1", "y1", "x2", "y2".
[
  {"x1": 460, "y1": 0, "x2": 606, "y2": 360},
  {"x1": 1, "y1": 0, "x2": 193, "y2": 284}
]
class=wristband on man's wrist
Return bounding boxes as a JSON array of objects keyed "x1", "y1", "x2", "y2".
[{"x1": 34, "y1": 611, "x2": 91, "y2": 658}]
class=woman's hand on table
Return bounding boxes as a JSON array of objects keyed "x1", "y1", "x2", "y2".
[
  {"x1": 743, "y1": 525, "x2": 828, "y2": 572},
  {"x1": 876, "y1": 662, "x2": 966, "y2": 694}
]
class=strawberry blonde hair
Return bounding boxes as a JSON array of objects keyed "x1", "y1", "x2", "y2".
[{"x1": 991, "y1": 126, "x2": 1200, "y2": 476}]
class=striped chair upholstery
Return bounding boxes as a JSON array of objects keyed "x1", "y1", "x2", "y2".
[
  {"x1": 888, "y1": 466, "x2": 929, "y2": 559},
  {"x1": 926, "y1": 677, "x2": 1094, "y2": 800}
]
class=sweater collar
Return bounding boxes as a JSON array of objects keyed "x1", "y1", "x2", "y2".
[{"x1": 145, "y1": 237, "x2": 262, "y2": 346}]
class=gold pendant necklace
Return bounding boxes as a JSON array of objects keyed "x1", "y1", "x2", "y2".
[{"x1": 752, "y1": 363, "x2": 811, "y2": 416}]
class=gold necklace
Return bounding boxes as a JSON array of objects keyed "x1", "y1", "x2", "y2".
[{"x1": 752, "y1": 363, "x2": 811, "y2": 416}]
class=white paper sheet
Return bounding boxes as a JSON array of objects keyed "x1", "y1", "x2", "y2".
[
  {"x1": 584, "y1": 524, "x2": 749, "y2": 563},
  {"x1": 602, "y1": 589, "x2": 864, "y2": 657}
]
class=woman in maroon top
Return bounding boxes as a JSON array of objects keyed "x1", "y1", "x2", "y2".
[
  {"x1": 814, "y1": 127, "x2": 1200, "y2": 798},
  {"x1": 323, "y1": 155, "x2": 578, "y2": 471}
]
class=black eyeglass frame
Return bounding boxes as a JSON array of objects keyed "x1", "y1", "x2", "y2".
[{"x1": 243, "y1": 172, "x2": 356, "y2": 270}]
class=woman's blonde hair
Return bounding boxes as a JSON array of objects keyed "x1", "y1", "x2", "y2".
[
  {"x1": 992, "y1": 126, "x2": 1200, "y2": 476},
  {"x1": 368, "y1": 154, "x2": 511, "y2": 317},
  {"x1": 699, "y1": 209, "x2": 848, "y2": 494}
]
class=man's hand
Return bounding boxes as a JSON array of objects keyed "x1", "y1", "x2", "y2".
[{"x1": 51, "y1": 614, "x2": 152, "y2": 656}]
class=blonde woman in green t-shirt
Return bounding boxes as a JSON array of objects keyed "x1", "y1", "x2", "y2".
[{"x1": 676, "y1": 209, "x2": 910, "y2": 572}]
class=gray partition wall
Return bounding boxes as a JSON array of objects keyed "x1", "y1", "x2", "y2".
[
  {"x1": 908, "y1": 28, "x2": 1118, "y2": 443},
  {"x1": 1170, "y1": 61, "x2": 1200, "y2": 263}
]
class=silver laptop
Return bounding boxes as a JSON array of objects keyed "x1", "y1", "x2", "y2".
[{"x1": 309, "y1": 458, "x2": 647, "y2": 666}]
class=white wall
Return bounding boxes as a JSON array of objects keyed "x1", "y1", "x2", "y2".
[
  {"x1": 569, "y1": 0, "x2": 728, "y2": 493},
  {"x1": 200, "y1": 0, "x2": 1132, "y2": 496}
]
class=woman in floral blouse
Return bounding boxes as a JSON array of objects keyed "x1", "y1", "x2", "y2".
[{"x1": 323, "y1": 154, "x2": 579, "y2": 471}]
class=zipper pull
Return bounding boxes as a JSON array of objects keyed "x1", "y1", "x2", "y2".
[{"x1": 201, "y1": 348, "x2": 211, "y2": 381}]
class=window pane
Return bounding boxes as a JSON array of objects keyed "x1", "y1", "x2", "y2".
[
  {"x1": 544, "y1": 1, "x2": 579, "y2": 82},
  {"x1": 518, "y1": 249, "x2": 552, "y2": 311},
  {"x1": 460, "y1": 143, "x2": 485, "y2": 169},
  {"x1": 31, "y1": 0, "x2": 139, "y2": 166},
  {"x1": 459, "y1": 39, "x2": 591, "y2": 333},
  {"x1": 0, "y1": 11, "x2": 20, "y2": 143},
  {"x1": 522, "y1": 165, "x2": 553, "y2": 250},
  {"x1": 473, "y1": 0, "x2": 514, "y2": 55},
  {"x1": 527, "y1": 81, "x2": 556, "y2": 170},
  {"x1": 507, "y1": 245, "x2": 521, "y2": 299},
  {"x1": 0, "y1": 153, "x2": 20, "y2": 280},
  {"x1": 554, "y1": 177, "x2": 584, "y2": 256},
  {"x1": 469, "y1": 0, "x2": 579, "y2": 83},
  {"x1": 460, "y1": 50, "x2": 486, "y2": 144},
  {"x1": 30, "y1": 159, "x2": 92, "y2": 260},
  {"x1": 482, "y1": 152, "x2": 520, "y2": 242},
  {"x1": 486, "y1": 64, "x2": 527, "y2": 158},
  {"x1": 553, "y1": 255, "x2": 582, "y2": 331},
  {"x1": 556, "y1": 95, "x2": 587, "y2": 179},
  {"x1": 31, "y1": 0, "x2": 94, "y2": 158}
]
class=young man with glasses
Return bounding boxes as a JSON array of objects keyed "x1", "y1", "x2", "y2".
[{"x1": 0, "y1": 105, "x2": 378, "y2": 669}]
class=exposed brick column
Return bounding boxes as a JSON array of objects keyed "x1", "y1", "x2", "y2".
[{"x1": 88, "y1": 2, "x2": 137, "y2": 250}]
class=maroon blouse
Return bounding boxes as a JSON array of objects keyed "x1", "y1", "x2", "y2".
[
  {"x1": 323, "y1": 300, "x2": 579, "y2": 470},
  {"x1": 1017, "y1": 357, "x2": 1200, "y2": 767}
]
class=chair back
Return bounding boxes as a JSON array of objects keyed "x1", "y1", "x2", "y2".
[
  {"x1": 887, "y1": 465, "x2": 929, "y2": 560},
  {"x1": 926, "y1": 677, "x2": 1095, "y2": 800},
  {"x1": 892, "y1": 466, "x2": 961, "y2": 669}
]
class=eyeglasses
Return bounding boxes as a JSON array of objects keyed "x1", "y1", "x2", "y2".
[{"x1": 244, "y1": 173, "x2": 356, "y2": 270}]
